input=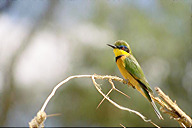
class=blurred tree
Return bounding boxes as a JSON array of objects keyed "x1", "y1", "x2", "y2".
[
  {"x1": 0, "y1": 0, "x2": 14, "y2": 12},
  {"x1": 0, "y1": 0, "x2": 58, "y2": 125}
]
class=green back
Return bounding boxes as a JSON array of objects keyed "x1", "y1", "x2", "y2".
[{"x1": 124, "y1": 55, "x2": 153, "y2": 93}]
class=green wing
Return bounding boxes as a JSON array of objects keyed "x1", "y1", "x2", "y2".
[
  {"x1": 124, "y1": 55, "x2": 153, "y2": 94},
  {"x1": 124, "y1": 55, "x2": 163, "y2": 119}
]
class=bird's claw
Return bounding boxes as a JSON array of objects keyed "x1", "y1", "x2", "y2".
[
  {"x1": 123, "y1": 79, "x2": 135, "y2": 89},
  {"x1": 123, "y1": 79, "x2": 129, "y2": 84}
]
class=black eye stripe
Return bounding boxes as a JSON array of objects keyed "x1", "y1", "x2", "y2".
[
  {"x1": 117, "y1": 46, "x2": 120, "y2": 48},
  {"x1": 117, "y1": 45, "x2": 130, "y2": 53}
]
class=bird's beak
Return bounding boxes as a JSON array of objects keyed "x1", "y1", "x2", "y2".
[{"x1": 107, "y1": 44, "x2": 116, "y2": 49}]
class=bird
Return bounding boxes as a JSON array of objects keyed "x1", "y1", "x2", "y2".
[{"x1": 107, "y1": 40, "x2": 163, "y2": 120}]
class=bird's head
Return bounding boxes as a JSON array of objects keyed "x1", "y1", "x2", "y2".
[{"x1": 107, "y1": 40, "x2": 132, "y2": 57}]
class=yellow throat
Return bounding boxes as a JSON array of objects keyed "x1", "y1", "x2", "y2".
[{"x1": 113, "y1": 48, "x2": 130, "y2": 57}]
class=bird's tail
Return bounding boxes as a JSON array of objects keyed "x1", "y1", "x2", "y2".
[
  {"x1": 150, "y1": 99, "x2": 163, "y2": 120},
  {"x1": 137, "y1": 81, "x2": 163, "y2": 120}
]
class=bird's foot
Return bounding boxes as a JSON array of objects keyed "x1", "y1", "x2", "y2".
[
  {"x1": 123, "y1": 79, "x2": 135, "y2": 89},
  {"x1": 123, "y1": 79, "x2": 129, "y2": 84}
]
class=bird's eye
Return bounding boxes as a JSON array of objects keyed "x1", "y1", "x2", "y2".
[
  {"x1": 118, "y1": 46, "x2": 130, "y2": 53},
  {"x1": 123, "y1": 46, "x2": 130, "y2": 53}
]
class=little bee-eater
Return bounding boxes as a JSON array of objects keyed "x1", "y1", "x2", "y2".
[{"x1": 107, "y1": 40, "x2": 163, "y2": 119}]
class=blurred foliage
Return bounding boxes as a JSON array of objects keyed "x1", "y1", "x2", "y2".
[{"x1": 0, "y1": 0, "x2": 191, "y2": 127}]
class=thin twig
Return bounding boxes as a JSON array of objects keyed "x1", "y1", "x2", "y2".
[
  {"x1": 120, "y1": 123, "x2": 126, "y2": 128},
  {"x1": 108, "y1": 79, "x2": 130, "y2": 99},
  {"x1": 29, "y1": 74, "x2": 160, "y2": 127},
  {"x1": 40, "y1": 75, "x2": 92, "y2": 112},
  {"x1": 91, "y1": 75, "x2": 159, "y2": 127},
  {"x1": 46, "y1": 113, "x2": 61, "y2": 118},
  {"x1": 96, "y1": 88, "x2": 113, "y2": 109},
  {"x1": 97, "y1": 78, "x2": 130, "y2": 109}
]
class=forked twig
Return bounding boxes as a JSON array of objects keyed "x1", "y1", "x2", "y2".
[
  {"x1": 29, "y1": 74, "x2": 160, "y2": 127},
  {"x1": 96, "y1": 88, "x2": 113, "y2": 109},
  {"x1": 108, "y1": 78, "x2": 130, "y2": 99},
  {"x1": 91, "y1": 75, "x2": 159, "y2": 127},
  {"x1": 97, "y1": 78, "x2": 130, "y2": 109}
]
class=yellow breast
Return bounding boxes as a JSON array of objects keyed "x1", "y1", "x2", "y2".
[
  {"x1": 116, "y1": 55, "x2": 143, "y2": 93},
  {"x1": 116, "y1": 56, "x2": 137, "y2": 84}
]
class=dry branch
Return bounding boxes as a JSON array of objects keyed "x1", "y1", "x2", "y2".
[
  {"x1": 29, "y1": 74, "x2": 191, "y2": 127},
  {"x1": 29, "y1": 74, "x2": 159, "y2": 127},
  {"x1": 153, "y1": 87, "x2": 192, "y2": 127}
]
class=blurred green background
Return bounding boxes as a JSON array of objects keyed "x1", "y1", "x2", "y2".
[{"x1": 0, "y1": 0, "x2": 191, "y2": 127}]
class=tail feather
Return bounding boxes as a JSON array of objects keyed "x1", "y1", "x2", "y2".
[
  {"x1": 151, "y1": 100, "x2": 163, "y2": 120},
  {"x1": 137, "y1": 81, "x2": 163, "y2": 119}
]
